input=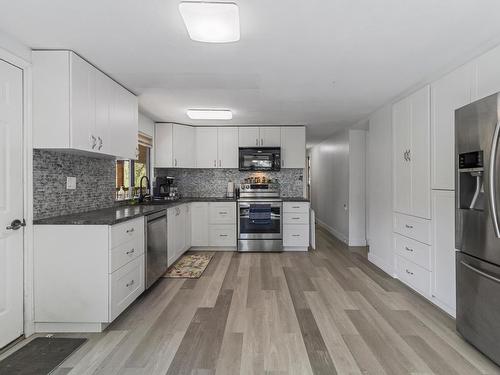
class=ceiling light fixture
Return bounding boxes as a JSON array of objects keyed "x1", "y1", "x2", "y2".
[
  {"x1": 179, "y1": 1, "x2": 240, "y2": 43},
  {"x1": 187, "y1": 109, "x2": 233, "y2": 120}
]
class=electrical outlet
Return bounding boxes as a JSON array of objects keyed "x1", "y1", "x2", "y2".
[{"x1": 66, "y1": 177, "x2": 76, "y2": 190}]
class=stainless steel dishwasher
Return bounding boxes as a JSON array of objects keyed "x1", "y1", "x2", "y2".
[{"x1": 145, "y1": 210, "x2": 168, "y2": 289}]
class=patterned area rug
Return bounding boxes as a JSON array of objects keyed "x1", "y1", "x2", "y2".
[{"x1": 164, "y1": 253, "x2": 213, "y2": 278}]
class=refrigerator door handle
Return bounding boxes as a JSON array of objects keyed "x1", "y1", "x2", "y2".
[
  {"x1": 461, "y1": 260, "x2": 500, "y2": 284},
  {"x1": 489, "y1": 120, "x2": 500, "y2": 238}
]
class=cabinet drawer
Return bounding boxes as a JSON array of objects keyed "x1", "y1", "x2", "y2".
[
  {"x1": 283, "y1": 212, "x2": 309, "y2": 225},
  {"x1": 394, "y1": 234, "x2": 431, "y2": 271},
  {"x1": 109, "y1": 255, "x2": 144, "y2": 322},
  {"x1": 283, "y1": 202, "x2": 309, "y2": 213},
  {"x1": 209, "y1": 225, "x2": 236, "y2": 247},
  {"x1": 283, "y1": 225, "x2": 309, "y2": 247},
  {"x1": 110, "y1": 217, "x2": 144, "y2": 248},
  {"x1": 209, "y1": 202, "x2": 236, "y2": 224},
  {"x1": 393, "y1": 213, "x2": 431, "y2": 244},
  {"x1": 109, "y1": 235, "x2": 144, "y2": 273},
  {"x1": 396, "y1": 255, "x2": 431, "y2": 297}
]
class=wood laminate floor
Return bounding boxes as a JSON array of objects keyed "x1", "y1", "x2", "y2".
[{"x1": 4, "y1": 228, "x2": 500, "y2": 374}]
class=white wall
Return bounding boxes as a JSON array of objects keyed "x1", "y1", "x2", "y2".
[
  {"x1": 310, "y1": 129, "x2": 366, "y2": 245},
  {"x1": 348, "y1": 130, "x2": 367, "y2": 246},
  {"x1": 366, "y1": 105, "x2": 394, "y2": 275}
]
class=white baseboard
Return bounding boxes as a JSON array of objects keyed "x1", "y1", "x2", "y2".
[
  {"x1": 349, "y1": 238, "x2": 367, "y2": 246},
  {"x1": 315, "y1": 218, "x2": 348, "y2": 244},
  {"x1": 34, "y1": 322, "x2": 108, "y2": 333},
  {"x1": 368, "y1": 253, "x2": 394, "y2": 276},
  {"x1": 283, "y1": 247, "x2": 309, "y2": 252}
]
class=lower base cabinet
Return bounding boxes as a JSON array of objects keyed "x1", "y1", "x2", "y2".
[
  {"x1": 33, "y1": 217, "x2": 145, "y2": 332},
  {"x1": 283, "y1": 202, "x2": 310, "y2": 250},
  {"x1": 190, "y1": 202, "x2": 237, "y2": 248}
]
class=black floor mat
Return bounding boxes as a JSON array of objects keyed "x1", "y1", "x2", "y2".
[{"x1": 0, "y1": 337, "x2": 87, "y2": 375}]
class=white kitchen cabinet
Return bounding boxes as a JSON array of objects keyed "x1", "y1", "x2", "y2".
[
  {"x1": 191, "y1": 202, "x2": 209, "y2": 246},
  {"x1": 195, "y1": 127, "x2": 238, "y2": 168},
  {"x1": 168, "y1": 204, "x2": 188, "y2": 265},
  {"x1": 155, "y1": 123, "x2": 195, "y2": 168},
  {"x1": 259, "y1": 127, "x2": 281, "y2": 147},
  {"x1": 431, "y1": 190, "x2": 456, "y2": 316},
  {"x1": 283, "y1": 201, "x2": 310, "y2": 250},
  {"x1": 191, "y1": 202, "x2": 237, "y2": 248},
  {"x1": 239, "y1": 127, "x2": 282, "y2": 148},
  {"x1": 474, "y1": 44, "x2": 500, "y2": 101},
  {"x1": 281, "y1": 126, "x2": 306, "y2": 168},
  {"x1": 32, "y1": 50, "x2": 138, "y2": 158},
  {"x1": 431, "y1": 64, "x2": 474, "y2": 190},
  {"x1": 239, "y1": 127, "x2": 260, "y2": 147},
  {"x1": 393, "y1": 85, "x2": 431, "y2": 219},
  {"x1": 155, "y1": 123, "x2": 173, "y2": 168},
  {"x1": 217, "y1": 127, "x2": 239, "y2": 168},
  {"x1": 33, "y1": 217, "x2": 145, "y2": 332},
  {"x1": 196, "y1": 127, "x2": 219, "y2": 168},
  {"x1": 173, "y1": 124, "x2": 195, "y2": 168}
]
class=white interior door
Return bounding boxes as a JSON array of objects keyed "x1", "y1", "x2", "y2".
[{"x1": 0, "y1": 60, "x2": 24, "y2": 348}]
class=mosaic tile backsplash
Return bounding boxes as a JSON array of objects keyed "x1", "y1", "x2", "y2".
[
  {"x1": 33, "y1": 149, "x2": 116, "y2": 219},
  {"x1": 155, "y1": 168, "x2": 305, "y2": 198}
]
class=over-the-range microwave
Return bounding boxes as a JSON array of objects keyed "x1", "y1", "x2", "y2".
[{"x1": 238, "y1": 147, "x2": 281, "y2": 171}]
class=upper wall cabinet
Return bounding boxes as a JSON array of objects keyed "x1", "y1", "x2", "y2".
[
  {"x1": 281, "y1": 126, "x2": 306, "y2": 168},
  {"x1": 155, "y1": 123, "x2": 195, "y2": 168},
  {"x1": 33, "y1": 51, "x2": 138, "y2": 159},
  {"x1": 431, "y1": 63, "x2": 474, "y2": 191},
  {"x1": 393, "y1": 85, "x2": 431, "y2": 219},
  {"x1": 195, "y1": 127, "x2": 238, "y2": 168},
  {"x1": 474, "y1": 44, "x2": 500, "y2": 101},
  {"x1": 238, "y1": 127, "x2": 281, "y2": 147}
]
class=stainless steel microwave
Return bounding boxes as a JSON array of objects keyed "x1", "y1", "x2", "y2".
[{"x1": 239, "y1": 147, "x2": 281, "y2": 171}]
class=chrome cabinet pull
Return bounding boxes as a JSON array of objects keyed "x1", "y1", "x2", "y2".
[
  {"x1": 405, "y1": 224, "x2": 413, "y2": 229},
  {"x1": 98, "y1": 136, "x2": 103, "y2": 150},
  {"x1": 219, "y1": 160, "x2": 221, "y2": 167},
  {"x1": 292, "y1": 234, "x2": 301, "y2": 237},
  {"x1": 261, "y1": 138, "x2": 264, "y2": 146},
  {"x1": 219, "y1": 211, "x2": 228, "y2": 215},
  {"x1": 292, "y1": 217, "x2": 300, "y2": 220},
  {"x1": 407, "y1": 149, "x2": 411, "y2": 161},
  {"x1": 220, "y1": 234, "x2": 228, "y2": 237},
  {"x1": 405, "y1": 246, "x2": 413, "y2": 252},
  {"x1": 126, "y1": 228, "x2": 135, "y2": 233},
  {"x1": 174, "y1": 158, "x2": 178, "y2": 167},
  {"x1": 126, "y1": 280, "x2": 135, "y2": 287},
  {"x1": 126, "y1": 248, "x2": 135, "y2": 255},
  {"x1": 292, "y1": 206, "x2": 300, "y2": 209},
  {"x1": 6, "y1": 219, "x2": 26, "y2": 230},
  {"x1": 255, "y1": 138, "x2": 259, "y2": 146},
  {"x1": 405, "y1": 269, "x2": 414, "y2": 276},
  {"x1": 90, "y1": 135, "x2": 97, "y2": 149},
  {"x1": 213, "y1": 160, "x2": 216, "y2": 167}
]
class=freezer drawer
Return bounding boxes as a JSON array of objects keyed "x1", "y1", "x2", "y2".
[{"x1": 456, "y1": 252, "x2": 500, "y2": 366}]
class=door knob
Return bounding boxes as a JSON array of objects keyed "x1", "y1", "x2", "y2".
[{"x1": 6, "y1": 219, "x2": 26, "y2": 230}]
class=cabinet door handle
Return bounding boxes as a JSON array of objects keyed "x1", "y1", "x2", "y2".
[
  {"x1": 220, "y1": 234, "x2": 228, "y2": 237},
  {"x1": 292, "y1": 217, "x2": 301, "y2": 220},
  {"x1": 292, "y1": 234, "x2": 301, "y2": 237},
  {"x1": 292, "y1": 206, "x2": 300, "y2": 209},
  {"x1": 126, "y1": 248, "x2": 135, "y2": 255},
  {"x1": 174, "y1": 158, "x2": 177, "y2": 167},
  {"x1": 255, "y1": 138, "x2": 259, "y2": 146},
  {"x1": 126, "y1": 280, "x2": 135, "y2": 287},
  {"x1": 261, "y1": 138, "x2": 264, "y2": 146},
  {"x1": 126, "y1": 228, "x2": 135, "y2": 233},
  {"x1": 404, "y1": 246, "x2": 413, "y2": 252},
  {"x1": 219, "y1": 211, "x2": 228, "y2": 215},
  {"x1": 219, "y1": 160, "x2": 221, "y2": 167},
  {"x1": 214, "y1": 160, "x2": 216, "y2": 167},
  {"x1": 405, "y1": 224, "x2": 413, "y2": 229},
  {"x1": 98, "y1": 137, "x2": 103, "y2": 150},
  {"x1": 90, "y1": 135, "x2": 97, "y2": 149},
  {"x1": 407, "y1": 150, "x2": 411, "y2": 161},
  {"x1": 405, "y1": 269, "x2": 414, "y2": 276}
]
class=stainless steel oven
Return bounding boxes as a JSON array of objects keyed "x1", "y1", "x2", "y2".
[{"x1": 237, "y1": 199, "x2": 282, "y2": 252}]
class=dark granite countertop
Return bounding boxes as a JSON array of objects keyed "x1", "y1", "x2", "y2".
[
  {"x1": 33, "y1": 196, "x2": 308, "y2": 225},
  {"x1": 33, "y1": 197, "x2": 237, "y2": 226},
  {"x1": 282, "y1": 197, "x2": 310, "y2": 202}
]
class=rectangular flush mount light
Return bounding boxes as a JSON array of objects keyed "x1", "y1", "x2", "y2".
[
  {"x1": 179, "y1": 2, "x2": 240, "y2": 43},
  {"x1": 187, "y1": 109, "x2": 233, "y2": 120}
]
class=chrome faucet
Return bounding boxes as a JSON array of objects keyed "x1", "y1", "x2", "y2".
[{"x1": 138, "y1": 175, "x2": 151, "y2": 203}]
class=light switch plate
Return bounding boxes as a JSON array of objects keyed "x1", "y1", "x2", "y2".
[{"x1": 66, "y1": 176, "x2": 76, "y2": 190}]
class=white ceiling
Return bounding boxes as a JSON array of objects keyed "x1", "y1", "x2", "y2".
[{"x1": 2, "y1": 0, "x2": 500, "y2": 144}]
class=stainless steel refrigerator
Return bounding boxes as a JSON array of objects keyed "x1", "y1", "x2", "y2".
[{"x1": 456, "y1": 93, "x2": 500, "y2": 366}]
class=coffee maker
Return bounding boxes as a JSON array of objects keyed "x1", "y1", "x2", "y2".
[{"x1": 153, "y1": 176, "x2": 177, "y2": 200}]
